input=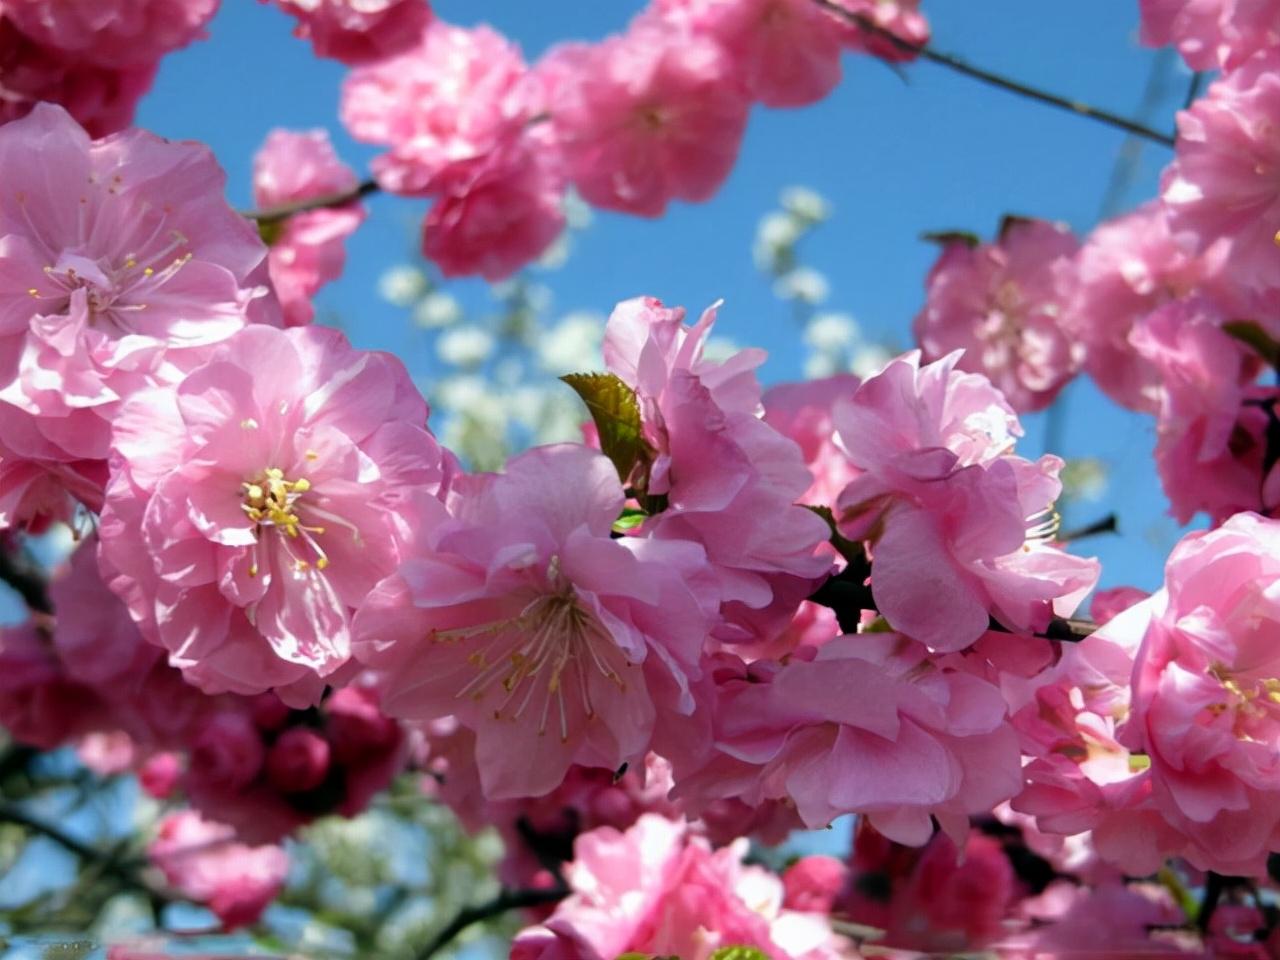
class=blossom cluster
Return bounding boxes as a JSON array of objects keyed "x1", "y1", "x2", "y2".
[
  {"x1": 8, "y1": 0, "x2": 1280, "y2": 954},
  {"x1": 334, "y1": 0, "x2": 928, "y2": 280},
  {"x1": 910, "y1": 4, "x2": 1280, "y2": 529}
]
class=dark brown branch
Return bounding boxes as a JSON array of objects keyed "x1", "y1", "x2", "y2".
[
  {"x1": 243, "y1": 177, "x2": 380, "y2": 224},
  {"x1": 414, "y1": 885, "x2": 568, "y2": 960},
  {"x1": 815, "y1": 0, "x2": 1177, "y2": 147},
  {"x1": 0, "y1": 543, "x2": 52, "y2": 615},
  {"x1": 1058, "y1": 513, "x2": 1118, "y2": 543},
  {"x1": 0, "y1": 800, "x2": 169, "y2": 913}
]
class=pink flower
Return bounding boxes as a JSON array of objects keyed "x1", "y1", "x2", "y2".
[
  {"x1": 421, "y1": 134, "x2": 565, "y2": 281},
  {"x1": 1064, "y1": 202, "x2": 1221, "y2": 412},
  {"x1": 99, "y1": 324, "x2": 450, "y2": 702},
  {"x1": 1127, "y1": 512, "x2": 1280, "y2": 875},
  {"x1": 354, "y1": 443, "x2": 714, "y2": 799},
  {"x1": 0, "y1": 19, "x2": 157, "y2": 136},
  {"x1": 674, "y1": 635, "x2": 1021, "y2": 843},
  {"x1": 1129, "y1": 297, "x2": 1269, "y2": 524},
  {"x1": 0, "y1": 621, "x2": 105, "y2": 748},
  {"x1": 0, "y1": 103, "x2": 267, "y2": 463},
  {"x1": 511, "y1": 814, "x2": 845, "y2": 960},
  {"x1": 148, "y1": 810, "x2": 288, "y2": 929},
  {"x1": 913, "y1": 219, "x2": 1081, "y2": 413},
  {"x1": 340, "y1": 20, "x2": 531, "y2": 196},
  {"x1": 762, "y1": 374, "x2": 861, "y2": 508},
  {"x1": 0, "y1": 444, "x2": 105, "y2": 531},
  {"x1": 603, "y1": 297, "x2": 832, "y2": 645},
  {"x1": 540, "y1": 22, "x2": 750, "y2": 216},
  {"x1": 269, "y1": 0, "x2": 432, "y2": 65},
  {"x1": 782, "y1": 855, "x2": 848, "y2": 914},
  {"x1": 252, "y1": 129, "x2": 366, "y2": 327},
  {"x1": 49, "y1": 533, "x2": 160, "y2": 690},
  {"x1": 1162, "y1": 50, "x2": 1280, "y2": 299},
  {"x1": 2, "y1": 0, "x2": 216, "y2": 68},
  {"x1": 840, "y1": 827, "x2": 1016, "y2": 952},
  {"x1": 1140, "y1": 0, "x2": 1280, "y2": 70},
  {"x1": 831, "y1": 0, "x2": 930, "y2": 61},
  {"x1": 834, "y1": 351, "x2": 1099, "y2": 651},
  {"x1": 652, "y1": 0, "x2": 846, "y2": 108}
]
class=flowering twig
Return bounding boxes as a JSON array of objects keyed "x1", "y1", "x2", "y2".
[
  {"x1": 414, "y1": 885, "x2": 568, "y2": 960},
  {"x1": 243, "y1": 177, "x2": 380, "y2": 223},
  {"x1": 814, "y1": 0, "x2": 1178, "y2": 147}
]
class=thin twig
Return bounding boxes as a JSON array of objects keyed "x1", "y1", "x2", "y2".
[
  {"x1": 0, "y1": 800, "x2": 168, "y2": 912},
  {"x1": 243, "y1": 177, "x2": 380, "y2": 223},
  {"x1": 414, "y1": 885, "x2": 568, "y2": 960},
  {"x1": 1058, "y1": 513, "x2": 1118, "y2": 543},
  {"x1": 1183, "y1": 71, "x2": 1207, "y2": 110},
  {"x1": 815, "y1": 0, "x2": 1177, "y2": 147}
]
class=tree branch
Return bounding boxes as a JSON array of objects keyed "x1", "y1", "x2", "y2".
[
  {"x1": 0, "y1": 800, "x2": 168, "y2": 913},
  {"x1": 414, "y1": 885, "x2": 568, "y2": 960},
  {"x1": 242, "y1": 177, "x2": 380, "y2": 223},
  {"x1": 0, "y1": 543, "x2": 52, "y2": 615},
  {"x1": 815, "y1": 0, "x2": 1178, "y2": 147}
]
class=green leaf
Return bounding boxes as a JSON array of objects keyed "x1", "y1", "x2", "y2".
[
  {"x1": 256, "y1": 217, "x2": 286, "y2": 247},
  {"x1": 709, "y1": 948, "x2": 771, "y2": 960},
  {"x1": 804, "y1": 504, "x2": 865, "y2": 565},
  {"x1": 561, "y1": 372, "x2": 648, "y2": 485},
  {"x1": 612, "y1": 506, "x2": 648, "y2": 533},
  {"x1": 1223, "y1": 320, "x2": 1280, "y2": 368}
]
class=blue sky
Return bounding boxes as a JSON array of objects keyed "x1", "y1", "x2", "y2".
[{"x1": 131, "y1": 0, "x2": 1196, "y2": 591}]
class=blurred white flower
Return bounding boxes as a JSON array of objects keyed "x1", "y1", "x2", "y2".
[
  {"x1": 804, "y1": 311, "x2": 859, "y2": 354},
  {"x1": 493, "y1": 358, "x2": 525, "y2": 387},
  {"x1": 702, "y1": 336, "x2": 741, "y2": 364},
  {"x1": 538, "y1": 311, "x2": 604, "y2": 373},
  {"x1": 781, "y1": 186, "x2": 831, "y2": 223},
  {"x1": 377, "y1": 265, "x2": 427, "y2": 307},
  {"x1": 753, "y1": 211, "x2": 802, "y2": 271},
  {"x1": 850, "y1": 343, "x2": 894, "y2": 378},
  {"x1": 774, "y1": 267, "x2": 830, "y2": 305},
  {"x1": 412, "y1": 290, "x2": 462, "y2": 329},
  {"x1": 437, "y1": 326, "x2": 495, "y2": 368},
  {"x1": 804, "y1": 352, "x2": 840, "y2": 380},
  {"x1": 536, "y1": 232, "x2": 571, "y2": 270},
  {"x1": 564, "y1": 189, "x2": 593, "y2": 230}
]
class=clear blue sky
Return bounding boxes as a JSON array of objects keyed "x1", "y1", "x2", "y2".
[{"x1": 132, "y1": 0, "x2": 1194, "y2": 592}]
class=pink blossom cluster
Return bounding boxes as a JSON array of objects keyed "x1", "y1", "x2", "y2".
[
  {"x1": 148, "y1": 811, "x2": 288, "y2": 930},
  {"x1": 911, "y1": 11, "x2": 1280, "y2": 526},
  {"x1": 0, "y1": 0, "x2": 218, "y2": 134},
  {"x1": 333, "y1": 0, "x2": 929, "y2": 279}
]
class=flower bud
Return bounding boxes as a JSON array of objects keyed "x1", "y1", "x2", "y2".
[
  {"x1": 266, "y1": 726, "x2": 331, "y2": 794},
  {"x1": 325, "y1": 687, "x2": 398, "y2": 763},
  {"x1": 190, "y1": 712, "x2": 265, "y2": 791},
  {"x1": 139, "y1": 752, "x2": 183, "y2": 799}
]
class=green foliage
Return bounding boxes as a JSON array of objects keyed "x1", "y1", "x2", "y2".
[{"x1": 560, "y1": 372, "x2": 649, "y2": 485}]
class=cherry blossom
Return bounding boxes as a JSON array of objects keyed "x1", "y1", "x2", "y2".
[{"x1": 99, "y1": 324, "x2": 450, "y2": 703}]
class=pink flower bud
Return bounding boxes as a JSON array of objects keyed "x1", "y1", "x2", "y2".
[
  {"x1": 190, "y1": 712, "x2": 265, "y2": 791},
  {"x1": 139, "y1": 752, "x2": 183, "y2": 799},
  {"x1": 325, "y1": 687, "x2": 399, "y2": 763},
  {"x1": 266, "y1": 727, "x2": 331, "y2": 794},
  {"x1": 249, "y1": 693, "x2": 291, "y2": 732}
]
